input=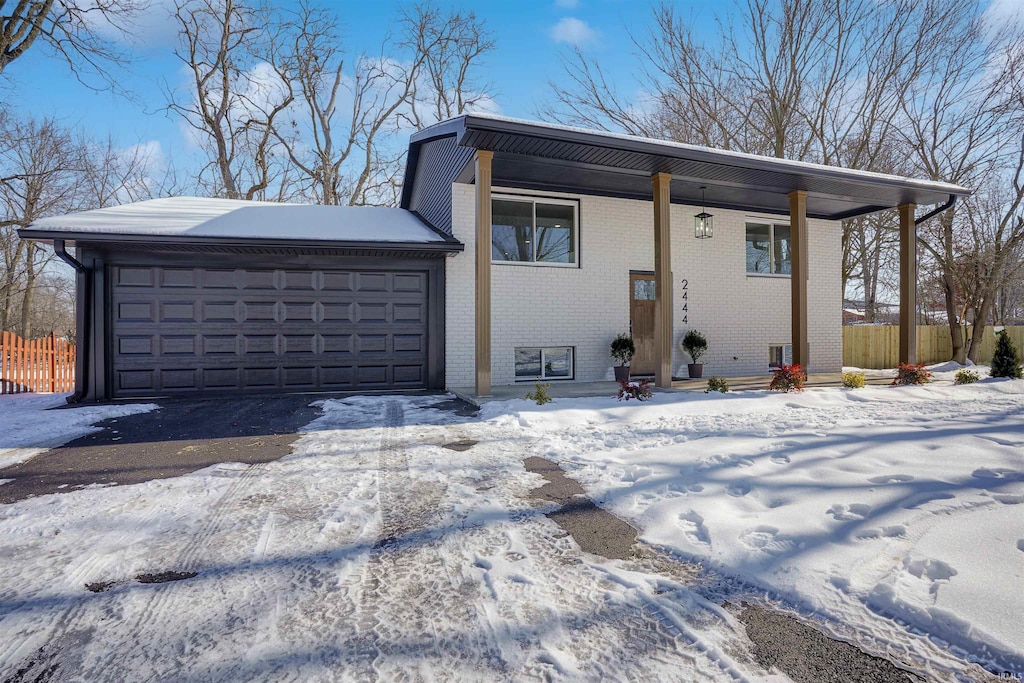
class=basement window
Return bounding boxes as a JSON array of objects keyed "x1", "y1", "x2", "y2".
[
  {"x1": 769, "y1": 344, "x2": 793, "y2": 369},
  {"x1": 515, "y1": 347, "x2": 574, "y2": 380}
]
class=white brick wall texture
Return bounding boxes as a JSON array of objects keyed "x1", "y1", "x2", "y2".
[{"x1": 445, "y1": 183, "x2": 842, "y2": 388}]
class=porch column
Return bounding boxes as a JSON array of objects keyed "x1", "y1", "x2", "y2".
[
  {"x1": 788, "y1": 190, "x2": 809, "y2": 371},
  {"x1": 899, "y1": 203, "x2": 917, "y2": 365},
  {"x1": 475, "y1": 150, "x2": 494, "y2": 396},
  {"x1": 652, "y1": 172, "x2": 673, "y2": 388}
]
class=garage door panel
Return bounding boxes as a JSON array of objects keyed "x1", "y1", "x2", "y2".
[{"x1": 110, "y1": 265, "x2": 430, "y2": 396}]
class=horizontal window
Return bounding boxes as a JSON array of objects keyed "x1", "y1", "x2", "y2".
[
  {"x1": 515, "y1": 346, "x2": 574, "y2": 380},
  {"x1": 746, "y1": 222, "x2": 791, "y2": 275},
  {"x1": 493, "y1": 196, "x2": 578, "y2": 266}
]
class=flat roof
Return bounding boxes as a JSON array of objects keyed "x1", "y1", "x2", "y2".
[
  {"x1": 21, "y1": 197, "x2": 461, "y2": 251},
  {"x1": 408, "y1": 114, "x2": 971, "y2": 221}
]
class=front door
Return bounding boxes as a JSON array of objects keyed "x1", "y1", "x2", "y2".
[{"x1": 629, "y1": 272, "x2": 656, "y2": 375}]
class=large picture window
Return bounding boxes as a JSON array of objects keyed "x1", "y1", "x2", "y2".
[
  {"x1": 746, "y1": 222, "x2": 791, "y2": 275},
  {"x1": 492, "y1": 196, "x2": 578, "y2": 266},
  {"x1": 515, "y1": 347, "x2": 574, "y2": 380}
]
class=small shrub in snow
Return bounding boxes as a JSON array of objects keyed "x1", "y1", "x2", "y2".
[
  {"x1": 617, "y1": 379, "x2": 653, "y2": 401},
  {"x1": 705, "y1": 376, "x2": 729, "y2": 393},
  {"x1": 525, "y1": 382, "x2": 553, "y2": 405},
  {"x1": 954, "y1": 369, "x2": 980, "y2": 385},
  {"x1": 842, "y1": 372, "x2": 865, "y2": 389},
  {"x1": 769, "y1": 364, "x2": 805, "y2": 392},
  {"x1": 990, "y1": 331, "x2": 1023, "y2": 379},
  {"x1": 891, "y1": 363, "x2": 932, "y2": 386}
]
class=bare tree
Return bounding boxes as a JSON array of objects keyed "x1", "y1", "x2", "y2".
[
  {"x1": 167, "y1": 0, "x2": 296, "y2": 200},
  {"x1": 271, "y1": 2, "x2": 493, "y2": 206},
  {"x1": 0, "y1": 0, "x2": 148, "y2": 87},
  {"x1": 902, "y1": 8, "x2": 1024, "y2": 362},
  {"x1": 0, "y1": 115, "x2": 83, "y2": 337}
]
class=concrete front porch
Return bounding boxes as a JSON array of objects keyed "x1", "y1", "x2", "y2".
[{"x1": 451, "y1": 372, "x2": 896, "y2": 407}]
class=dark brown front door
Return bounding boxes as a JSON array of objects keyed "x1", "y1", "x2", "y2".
[{"x1": 630, "y1": 272, "x2": 656, "y2": 375}]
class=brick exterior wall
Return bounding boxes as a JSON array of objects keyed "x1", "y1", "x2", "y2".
[{"x1": 445, "y1": 183, "x2": 842, "y2": 388}]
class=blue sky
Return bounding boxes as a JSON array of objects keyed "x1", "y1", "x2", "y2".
[{"x1": 2, "y1": 0, "x2": 720, "y2": 171}]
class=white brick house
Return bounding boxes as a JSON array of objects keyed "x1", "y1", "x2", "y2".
[
  {"x1": 22, "y1": 113, "x2": 969, "y2": 402},
  {"x1": 445, "y1": 183, "x2": 842, "y2": 387},
  {"x1": 402, "y1": 114, "x2": 969, "y2": 397}
]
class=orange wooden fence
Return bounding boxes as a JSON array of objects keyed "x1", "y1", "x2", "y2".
[{"x1": 1, "y1": 331, "x2": 76, "y2": 394}]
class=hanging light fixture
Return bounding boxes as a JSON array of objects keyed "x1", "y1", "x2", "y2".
[{"x1": 694, "y1": 186, "x2": 714, "y2": 239}]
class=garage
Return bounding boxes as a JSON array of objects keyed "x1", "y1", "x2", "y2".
[
  {"x1": 110, "y1": 263, "x2": 433, "y2": 397},
  {"x1": 20, "y1": 198, "x2": 461, "y2": 401}
]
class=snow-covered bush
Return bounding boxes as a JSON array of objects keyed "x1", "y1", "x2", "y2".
[
  {"x1": 892, "y1": 363, "x2": 932, "y2": 386},
  {"x1": 525, "y1": 382, "x2": 553, "y2": 405},
  {"x1": 705, "y1": 376, "x2": 729, "y2": 393},
  {"x1": 769, "y1": 364, "x2": 804, "y2": 392},
  {"x1": 617, "y1": 379, "x2": 653, "y2": 401},
  {"x1": 954, "y1": 369, "x2": 980, "y2": 385},
  {"x1": 990, "y1": 331, "x2": 1023, "y2": 379},
  {"x1": 842, "y1": 372, "x2": 865, "y2": 389}
]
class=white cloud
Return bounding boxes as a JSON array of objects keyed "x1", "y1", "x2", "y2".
[
  {"x1": 549, "y1": 17, "x2": 598, "y2": 46},
  {"x1": 984, "y1": 0, "x2": 1024, "y2": 26},
  {"x1": 555, "y1": 0, "x2": 581, "y2": 8},
  {"x1": 84, "y1": 0, "x2": 180, "y2": 48}
]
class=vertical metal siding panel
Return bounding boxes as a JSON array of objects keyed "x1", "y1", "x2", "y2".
[{"x1": 408, "y1": 136, "x2": 475, "y2": 236}]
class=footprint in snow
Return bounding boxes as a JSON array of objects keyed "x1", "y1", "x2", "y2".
[
  {"x1": 770, "y1": 453, "x2": 791, "y2": 464},
  {"x1": 727, "y1": 482, "x2": 752, "y2": 497},
  {"x1": 738, "y1": 526, "x2": 800, "y2": 555},
  {"x1": 868, "y1": 474, "x2": 915, "y2": 484},
  {"x1": 972, "y1": 467, "x2": 1024, "y2": 483},
  {"x1": 827, "y1": 503, "x2": 872, "y2": 521},
  {"x1": 676, "y1": 510, "x2": 711, "y2": 545},
  {"x1": 856, "y1": 525, "x2": 906, "y2": 540}
]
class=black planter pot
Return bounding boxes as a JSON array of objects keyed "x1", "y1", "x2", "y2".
[
  {"x1": 687, "y1": 363, "x2": 704, "y2": 379},
  {"x1": 614, "y1": 365, "x2": 631, "y2": 382}
]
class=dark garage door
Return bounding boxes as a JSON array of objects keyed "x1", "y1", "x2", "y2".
[{"x1": 109, "y1": 265, "x2": 430, "y2": 397}]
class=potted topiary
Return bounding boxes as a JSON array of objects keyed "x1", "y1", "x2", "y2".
[
  {"x1": 610, "y1": 333, "x2": 635, "y2": 383},
  {"x1": 682, "y1": 329, "x2": 708, "y2": 379}
]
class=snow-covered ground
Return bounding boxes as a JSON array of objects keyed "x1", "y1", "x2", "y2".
[
  {"x1": 0, "y1": 377, "x2": 1020, "y2": 681},
  {"x1": 0, "y1": 394, "x2": 155, "y2": 470},
  {"x1": 482, "y1": 374, "x2": 1024, "y2": 677}
]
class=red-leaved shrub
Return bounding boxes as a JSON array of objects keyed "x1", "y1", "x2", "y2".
[
  {"x1": 769, "y1": 364, "x2": 805, "y2": 392},
  {"x1": 892, "y1": 363, "x2": 932, "y2": 386},
  {"x1": 617, "y1": 379, "x2": 653, "y2": 401}
]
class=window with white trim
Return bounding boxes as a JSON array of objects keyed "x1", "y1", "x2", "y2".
[
  {"x1": 746, "y1": 222, "x2": 791, "y2": 275},
  {"x1": 492, "y1": 196, "x2": 578, "y2": 266},
  {"x1": 769, "y1": 344, "x2": 793, "y2": 369},
  {"x1": 515, "y1": 347, "x2": 574, "y2": 380}
]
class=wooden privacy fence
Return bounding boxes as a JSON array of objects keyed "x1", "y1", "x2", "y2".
[
  {"x1": 843, "y1": 325, "x2": 1024, "y2": 369},
  {"x1": 1, "y1": 331, "x2": 76, "y2": 394}
]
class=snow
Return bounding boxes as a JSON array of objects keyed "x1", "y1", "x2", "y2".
[
  {"x1": 0, "y1": 394, "x2": 155, "y2": 469},
  {"x1": 425, "y1": 112, "x2": 971, "y2": 196},
  {"x1": 0, "y1": 383, "x2": 1019, "y2": 680},
  {"x1": 480, "y1": 378, "x2": 1024, "y2": 676},
  {"x1": 27, "y1": 197, "x2": 449, "y2": 244}
]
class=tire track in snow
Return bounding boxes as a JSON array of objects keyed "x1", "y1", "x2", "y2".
[
  {"x1": 61, "y1": 462, "x2": 268, "y2": 681},
  {"x1": 351, "y1": 400, "x2": 507, "y2": 681}
]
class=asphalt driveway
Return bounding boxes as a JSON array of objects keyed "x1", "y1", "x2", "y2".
[{"x1": 0, "y1": 395, "x2": 323, "y2": 505}]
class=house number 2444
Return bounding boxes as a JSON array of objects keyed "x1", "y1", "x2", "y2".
[{"x1": 680, "y1": 279, "x2": 688, "y2": 324}]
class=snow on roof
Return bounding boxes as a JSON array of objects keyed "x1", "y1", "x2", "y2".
[
  {"x1": 419, "y1": 112, "x2": 972, "y2": 196},
  {"x1": 27, "y1": 197, "x2": 449, "y2": 244}
]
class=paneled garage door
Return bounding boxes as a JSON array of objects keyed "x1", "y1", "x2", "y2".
[{"x1": 109, "y1": 265, "x2": 430, "y2": 397}]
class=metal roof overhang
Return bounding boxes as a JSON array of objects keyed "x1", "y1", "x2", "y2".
[
  {"x1": 411, "y1": 116, "x2": 971, "y2": 221},
  {"x1": 17, "y1": 230, "x2": 464, "y2": 258}
]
